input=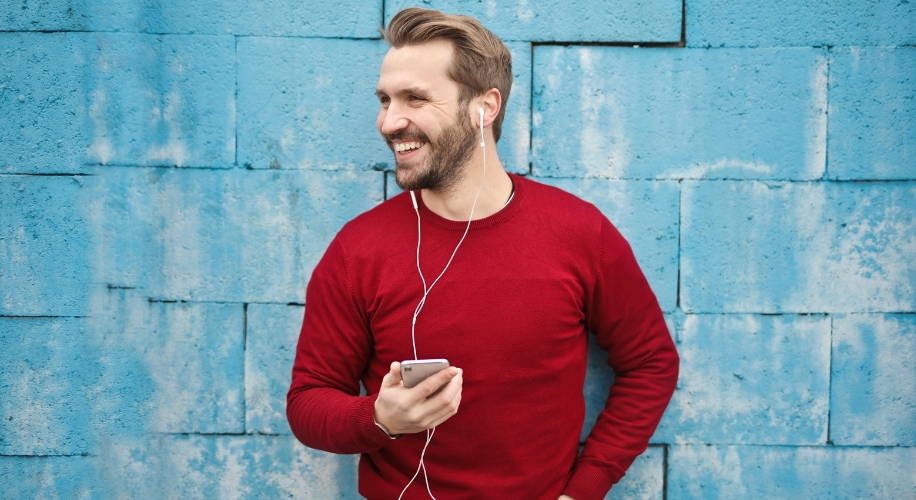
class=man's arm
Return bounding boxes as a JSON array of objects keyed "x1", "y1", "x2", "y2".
[
  {"x1": 563, "y1": 217, "x2": 679, "y2": 500},
  {"x1": 287, "y1": 237, "x2": 463, "y2": 453},
  {"x1": 286, "y1": 237, "x2": 390, "y2": 454}
]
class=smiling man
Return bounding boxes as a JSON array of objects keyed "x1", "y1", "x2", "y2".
[{"x1": 287, "y1": 8, "x2": 679, "y2": 500}]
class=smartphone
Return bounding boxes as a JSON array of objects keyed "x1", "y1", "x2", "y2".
[{"x1": 401, "y1": 359, "x2": 450, "y2": 389}]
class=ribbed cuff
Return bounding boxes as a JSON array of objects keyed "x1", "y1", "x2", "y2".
[
  {"x1": 349, "y1": 394, "x2": 395, "y2": 451},
  {"x1": 563, "y1": 461, "x2": 622, "y2": 500}
]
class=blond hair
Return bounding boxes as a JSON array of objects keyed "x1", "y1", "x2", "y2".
[{"x1": 382, "y1": 8, "x2": 513, "y2": 142}]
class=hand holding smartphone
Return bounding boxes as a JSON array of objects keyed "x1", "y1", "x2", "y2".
[{"x1": 400, "y1": 359, "x2": 449, "y2": 388}]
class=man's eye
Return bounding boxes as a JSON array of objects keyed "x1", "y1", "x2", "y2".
[{"x1": 409, "y1": 95, "x2": 425, "y2": 102}]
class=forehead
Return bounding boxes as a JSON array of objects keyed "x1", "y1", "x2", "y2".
[{"x1": 377, "y1": 40, "x2": 459, "y2": 97}]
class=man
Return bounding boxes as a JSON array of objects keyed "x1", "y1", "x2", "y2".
[{"x1": 287, "y1": 8, "x2": 678, "y2": 500}]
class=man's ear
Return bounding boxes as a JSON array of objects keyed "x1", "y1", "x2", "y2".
[{"x1": 477, "y1": 88, "x2": 502, "y2": 128}]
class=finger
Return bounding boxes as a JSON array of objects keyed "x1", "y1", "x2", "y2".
[
  {"x1": 436, "y1": 370, "x2": 462, "y2": 402},
  {"x1": 381, "y1": 361, "x2": 402, "y2": 388},
  {"x1": 413, "y1": 366, "x2": 460, "y2": 401},
  {"x1": 425, "y1": 391, "x2": 462, "y2": 428},
  {"x1": 416, "y1": 373, "x2": 462, "y2": 420}
]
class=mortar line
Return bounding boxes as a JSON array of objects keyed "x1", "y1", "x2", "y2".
[
  {"x1": 0, "y1": 315, "x2": 87, "y2": 319},
  {"x1": 0, "y1": 30, "x2": 383, "y2": 41},
  {"x1": 826, "y1": 314, "x2": 834, "y2": 445},
  {"x1": 0, "y1": 453, "x2": 91, "y2": 458},
  {"x1": 528, "y1": 41, "x2": 535, "y2": 176},
  {"x1": 383, "y1": 170, "x2": 389, "y2": 200},
  {"x1": 676, "y1": 180, "x2": 682, "y2": 310},
  {"x1": 532, "y1": 40, "x2": 682, "y2": 48},
  {"x1": 0, "y1": 173, "x2": 95, "y2": 177},
  {"x1": 663, "y1": 443, "x2": 669, "y2": 500},
  {"x1": 680, "y1": 0, "x2": 687, "y2": 46},
  {"x1": 243, "y1": 302, "x2": 248, "y2": 435}
]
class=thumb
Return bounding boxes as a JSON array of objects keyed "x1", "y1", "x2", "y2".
[{"x1": 381, "y1": 361, "x2": 402, "y2": 388}]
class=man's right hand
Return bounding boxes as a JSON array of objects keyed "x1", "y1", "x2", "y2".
[{"x1": 374, "y1": 361, "x2": 463, "y2": 435}]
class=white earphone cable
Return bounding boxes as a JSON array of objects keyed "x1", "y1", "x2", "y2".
[{"x1": 399, "y1": 108, "x2": 488, "y2": 500}]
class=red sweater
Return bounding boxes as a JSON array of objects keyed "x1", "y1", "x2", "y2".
[{"x1": 287, "y1": 174, "x2": 678, "y2": 500}]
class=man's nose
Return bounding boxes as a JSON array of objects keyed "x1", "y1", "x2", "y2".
[{"x1": 379, "y1": 103, "x2": 409, "y2": 135}]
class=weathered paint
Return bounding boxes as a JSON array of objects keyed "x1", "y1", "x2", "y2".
[
  {"x1": 830, "y1": 314, "x2": 916, "y2": 446},
  {"x1": 533, "y1": 47, "x2": 827, "y2": 180}
]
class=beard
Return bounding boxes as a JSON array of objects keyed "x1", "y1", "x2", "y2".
[{"x1": 387, "y1": 109, "x2": 477, "y2": 192}]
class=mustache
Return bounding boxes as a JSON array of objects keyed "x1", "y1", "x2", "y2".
[{"x1": 385, "y1": 129, "x2": 430, "y2": 144}]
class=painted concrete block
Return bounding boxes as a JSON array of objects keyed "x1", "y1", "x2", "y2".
[
  {"x1": 687, "y1": 0, "x2": 916, "y2": 48},
  {"x1": 830, "y1": 314, "x2": 916, "y2": 446},
  {"x1": 245, "y1": 304, "x2": 303, "y2": 435},
  {"x1": 828, "y1": 47, "x2": 916, "y2": 180},
  {"x1": 606, "y1": 445, "x2": 664, "y2": 500},
  {"x1": 0, "y1": 33, "x2": 91, "y2": 173},
  {"x1": 681, "y1": 181, "x2": 916, "y2": 313},
  {"x1": 654, "y1": 315, "x2": 830, "y2": 445},
  {"x1": 0, "y1": 456, "x2": 102, "y2": 498},
  {"x1": 237, "y1": 38, "x2": 390, "y2": 171},
  {"x1": 90, "y1": 294, "x2": 245, "y2": 434},
  {"x1": 86, "y1": 168, "x2": 383, "y2": 303},
  {"x1": 1, "y1": 0, "x2": 381, "y2": 37},
  {"x1": 668, "y1": 445, "x2": 916, "y2": 499},
  {"x1": 84, "y1": 33, "x2": 235, "y2": 168},
  {"x1": 539, "y1": 178, "x2": 679, "y2": 312},
  {"x1": 100, "y1": 435, "x2": 360, "y2": 498},
  {"x1": 533, "y1": 47, "x2": 827, "y2": 180},
  {"x1": 384, "y1": 0, "x2": 681, "y2": 42},
  {"x1": 139, "y1": 301, "x2": 244, "y2": 434},
  {"x1": 0, "y1": 318, "x2": 93, "y2": 455},
  {"x1": 0, "y1": 175, "x2": 91, "y2": 316}
]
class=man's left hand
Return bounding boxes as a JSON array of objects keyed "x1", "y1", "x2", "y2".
[{"x1": 559, "y1": 496, "x2": 574, "y2": 500}]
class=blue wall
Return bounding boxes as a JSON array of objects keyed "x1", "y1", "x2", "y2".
[{"x1": 1, "y1": 0, "x2": 914, "y2": 498}]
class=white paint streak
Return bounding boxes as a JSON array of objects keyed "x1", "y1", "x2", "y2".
[
  {"x1": 578, "y1": 49, "x2": 630, "y2": 177},
  {"x1": 792, "y1": 185, "x2": 916, "y2": 311},
  {"x1": 146, "y1": 91, "x2": 190, "y2": 167},
  {"x1": 227, "y1": 95, "x2": 237, "y2": 158},
  {"x1": 516, "y1": 0, "x2": 535, "y2": 21},
  {"x1": 806, "y1": 54, "x2": 828, "y2": 178},
  {"x1": 87, "y1": 89, "x2": 114, "y2": 164},
  {"x1": 669, "y1": 157, "x2": 775, "y2": 180}
]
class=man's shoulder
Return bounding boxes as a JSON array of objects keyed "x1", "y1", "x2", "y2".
[
  {"x1": 516, "y1": 175, "x2": 605, "y2": 222},
  {"x1": 336, "y1": 190, "x2": 413, "y2": 241}
]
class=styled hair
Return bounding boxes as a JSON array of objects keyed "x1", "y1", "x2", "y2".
[{"x1": 381, "y1": 8, "x2": 513, "y2": 142}]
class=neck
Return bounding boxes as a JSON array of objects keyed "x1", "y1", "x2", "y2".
[{"x1": 420, "y1": 145, "x2": 512, "y2": 221}]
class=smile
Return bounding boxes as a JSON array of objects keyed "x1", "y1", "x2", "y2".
[{"x1": 394, "y1": 141, "x2": 426, "y2": 153}]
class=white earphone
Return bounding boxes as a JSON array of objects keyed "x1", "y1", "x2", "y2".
[{"x1": 400, "y1": 104, "x2": 488, "y2": 500}]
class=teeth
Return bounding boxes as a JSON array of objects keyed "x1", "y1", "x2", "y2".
[{"x1": 395, "y1": 141, "x2": 424, "y2": 152}]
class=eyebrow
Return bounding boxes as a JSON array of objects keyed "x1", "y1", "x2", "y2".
[{"x1": 375, "y1": 87, "x2": 430, "y2": 99}]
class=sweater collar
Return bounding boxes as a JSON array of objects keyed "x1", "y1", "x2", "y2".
[{"x1": 414, "y1": 173, "x2": 526, "y2": 231}]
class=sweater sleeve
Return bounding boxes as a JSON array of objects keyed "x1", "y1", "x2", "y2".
[
  {"x1": 286, "y1": 237, "x2": 393, "y2": 454},
  {"x1": 563, "y1": 217, "x2": 680, "y2": 500}
]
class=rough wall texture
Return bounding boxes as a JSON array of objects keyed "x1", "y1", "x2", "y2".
[{"x1": 1, "y1": 0, "x2": 914, "y2": 498}]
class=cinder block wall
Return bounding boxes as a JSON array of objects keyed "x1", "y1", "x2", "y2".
[{"x1": 1, "y1": 1, "x2": 914, "y2": 498}]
